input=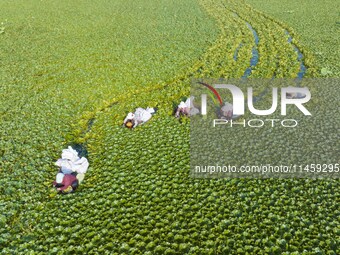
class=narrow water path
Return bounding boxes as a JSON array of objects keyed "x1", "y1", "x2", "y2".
[{"x1": 242, "y1": 22, "x2": 260, "y2": 78}]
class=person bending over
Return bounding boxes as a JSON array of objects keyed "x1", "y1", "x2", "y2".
[
  {"x1": 124, "y1": 107, "x2": 157, "y2": 128},
  {"x1": 175, "y1": 96, "x2": 199, "y2": 118}
]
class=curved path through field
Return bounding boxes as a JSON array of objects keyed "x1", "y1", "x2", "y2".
[
  {"x1": 3, "y1": 0, "x2": 338, "y2": 254},
  {"x1": 72, "y1": 0, "x2": 311, "y2": 146}
]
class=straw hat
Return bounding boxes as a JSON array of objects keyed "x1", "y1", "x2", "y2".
[{"x1": 125, "y1": 121, "x2": 134, "y2": 129}]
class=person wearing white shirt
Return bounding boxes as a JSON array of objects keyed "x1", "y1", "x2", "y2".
[
  {"x1": 175, "y1": 96, "x2": 199, "y2": 118},
  {"x1": 124, "y1": 107, "x2": 157, "y2": 128}
]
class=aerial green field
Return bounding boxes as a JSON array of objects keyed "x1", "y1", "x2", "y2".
[
  {"x1": 246, "y1": 0, "x2": 340, "y2": 77},
  {"x1": 0, "y1": 0, "x2": 339, "y2": 254}
]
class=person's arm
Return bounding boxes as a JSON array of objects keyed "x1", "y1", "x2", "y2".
[
  {"x1": 123, "y1": 115, "x2": 129, "y2": 124},
  {"x1": 175, "y1": 108, "x2": 180, "y2": 118}
]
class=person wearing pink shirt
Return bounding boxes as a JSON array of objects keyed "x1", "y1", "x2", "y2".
[{"x1": 53, "y1": 173, "x2": 79, "y2": 194}]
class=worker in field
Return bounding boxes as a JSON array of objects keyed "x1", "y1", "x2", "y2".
[
  {"x1": 286, "y1": 92, "x2": 306, "y2": 99},
  {"x1": 124, "y1": 107, "x2": 157, "y2": 128},
  {"x1": 286, "y1": 86, "x2": 306, "y2": 99},
  {"x1": 220, "y1": 102, "x2": 233, "y2": 119},
  {"x1": 175, "y1": 96, "x2": 199, "y2": 118},
  {"x1": 52, "y1": 146, "x2": 88, "y2": 194}
]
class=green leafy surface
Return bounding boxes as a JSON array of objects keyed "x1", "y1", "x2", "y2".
[
  {"x1": 246, "y1": 0, "x2": 340, "y2": 77},
  {"x1": 0, "y1": 0, "x2": 339, "y2": 254}
]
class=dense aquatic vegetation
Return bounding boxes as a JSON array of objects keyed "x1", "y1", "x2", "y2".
[
  {"x1": 245, "y1": 0, "x2": 340, "y2": 77},
  {"x1": 0, "y1": 0, "x2": 338, "y2": 254}
]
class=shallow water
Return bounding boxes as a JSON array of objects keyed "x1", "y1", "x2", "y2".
[{"x1": 242, "y1": 23, "x2": 259, "y2": 78}]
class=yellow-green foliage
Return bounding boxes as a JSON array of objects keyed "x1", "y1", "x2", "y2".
[
  {"x1": 246, "y1": 0, "x2": 339, "y2": 76},
  {"x1": 0, "y1": 0, "x2": 338, "y2": 254}
]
